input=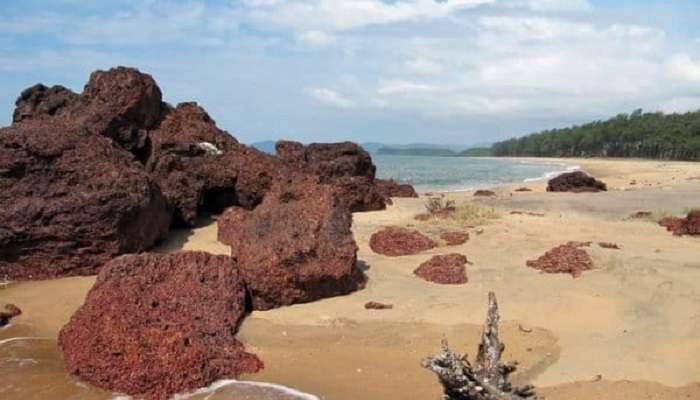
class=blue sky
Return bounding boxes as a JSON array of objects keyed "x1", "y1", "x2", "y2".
[{"x1": 1, "y1": 0, "x2": 699, "y2": 145}]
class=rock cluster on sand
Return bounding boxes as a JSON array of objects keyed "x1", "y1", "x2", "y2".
[
  {"x1": 414, "y1": 254, "x2": 469, "y2": 284},
  {"x1": 440, "y1": 231, "x2": 470, "y2": 246},
  {"x1": 659, "y1": 210, "x2": 700, "y2": 236},
  {"x1": 473, "y1": 189, "x2": 496, "y2": 197},
  {"x1": 547, "y1": 171, "x2": 607, "y2": 193},
  {"x1": 526, "y1": 243, "x2": 594, "y2": 278},
  {"x1": 218, "y1": 174, "x2": 366, "y2": 310},
  {"x1": 0, "y1": 304, "x2": 22, "y2": 327},
  {"x1": 598, "y1": 242, "x2": 621, "y2": 249},
  {"x1": 1, "y1": 66, "x2": 416, "y2": 280},
  {"x1": 59, "y1": 252, "x2": 263, "y2": 400},
  {"x1": 369, "y1": 227, "x2": 437, "y2": 256}
]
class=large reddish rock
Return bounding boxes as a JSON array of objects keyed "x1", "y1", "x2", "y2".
[
  {"x1": 659, "y1": 210, "x2": 700, "y2": 236},
  {"x1": 373, "y1": 178, "x2": 419, "y2": 201},
  {"x1": 59, "y1": 252, "x2": 262, "y2": 400},
  {"x1": 275, "y1": 140, "x2": 386, "y2": 212},
  {"x1": 146, "y1": 102, "x2": 278, "y2": 225},
  {"x1": 414, "y1": 254, "x2": 469, "y2": 284},
  {"x1": 74, "y1": 66, "x2": 166, "y2": 154},
  {"x1": 13, "y1": 67, "x2": 166, "y2": 156},
  {"x1": 547, "y1": 171, "x2": 607, "y2": 193},
  {"x1": 526, "y1": 243, "x2": 593, "y2": 278},
  {"x1": 218, "y1": 174, "x2": 365, "y2": 310},
  {"x1": 0, "y1": 123, "x2": 171, "y2": 280},
  {"x1": 369, "y1": 227, "x2": 436, "y2": 256}
]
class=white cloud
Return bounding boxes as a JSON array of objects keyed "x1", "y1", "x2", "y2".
[
  {"x1": 666, "y1": 54, "x2": 700, "y2": 83},
  {"x1": 297, "y1": 30, "x2": 336, "y2": 47},
  {"x1": 307, "y1": 88, "x2": 356, "y2": 108},
  {"x1": 242, "y1": 0, "x2": 494, "y2": 32},
  {"x1": 514, "y1": 0, "x2": 592, "y2": 12},
  {"x1": 403, "y1": 58, "x2": 444, "y2": 75}
]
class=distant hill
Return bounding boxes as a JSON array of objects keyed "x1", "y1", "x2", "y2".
[
  {"x1": 460, "y1": 147, "x2": 493, "y2": 157},
  {"x1": 491, "y1": 109, "x2": 700, "y2": 160},
  {"x1": 377, "y1": 147, "x2": 457, "y2": 156}
]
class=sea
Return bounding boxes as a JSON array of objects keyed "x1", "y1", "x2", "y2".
[{"x1": 374, "y1": 155, "x2": 579, "y2": 193}]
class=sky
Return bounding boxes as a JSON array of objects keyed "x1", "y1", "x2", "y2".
[{"x1": 1, "y1": 0, "x2": 699, "y2": 145}]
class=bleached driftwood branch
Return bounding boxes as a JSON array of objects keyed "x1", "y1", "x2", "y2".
[{"x1": 422, "y1": 292, "x2": 537, "y2": 400}]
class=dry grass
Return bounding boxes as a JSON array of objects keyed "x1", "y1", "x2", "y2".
[{"x1": 454, "y1": 202, "x2": 501, "y2": 226}]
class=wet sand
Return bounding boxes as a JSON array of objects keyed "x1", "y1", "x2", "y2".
[{"x1": 2, "y1": 157, "x2": 700, "y2": 399}]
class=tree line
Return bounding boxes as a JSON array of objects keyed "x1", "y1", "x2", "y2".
[{"x1": 491, "y1": 109, "x2": 700, "y2": 160}]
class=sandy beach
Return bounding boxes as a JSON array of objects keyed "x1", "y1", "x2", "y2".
[{"x1": 2, "y1": 157, "x2": 700, "y2": 399}]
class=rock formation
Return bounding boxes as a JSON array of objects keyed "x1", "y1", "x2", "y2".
[
  {"x1": 145, "y1": 102, "x2": 278, "y2": 225},
  {"x1": 0, "y1": 304, "x2": 22, "y2": 327},
  {"x1": 373, "y1": 178, "x2": 419, "y2": 202},
  {"x1": 526, "y1": 243, "x2": 593, "y2": 278},
  {"x1": 546, "y1": 171, "x2": 607, "y2": 193},
  {"x1": 218, "y1": 173, "x2": 365, "y2": 310},
  {"x1": 12, "y1": 84, "x2": 79, "y2": 123},
  {"x1": 423, "y1": 292, "x2": 537, "y2": 399},
  {"x1": 414, "y1": 254, "x2": 469, "y2": 284},
  {"x1": 474, "y1": 190, "x2": 496, "y2": 197},
  {"x1": 598, "y1": 242, "x2": 621, "y2": 249},
  {"x1": 275, "y1": 140, "x2": 387, "y2": 212},
  {"x1": 369, "y1": 227, "x2": 437, "y2": 256},
  {"x1": 441, "y1": 232, "x2": 470, "y2": 246},
  {"x1": 659, "y1": 210, "x2": 700, "y2": 236},
  {"x1": 0, "y1": 123, "x2": 171, "y2": 280},
  {"x1": 59, "y1": 252, "x2": 262, "y2": 400}
]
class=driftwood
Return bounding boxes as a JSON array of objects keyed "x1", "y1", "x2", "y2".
[{"x1": 422, "y1": 292, "x2": 537, "y2": 400}]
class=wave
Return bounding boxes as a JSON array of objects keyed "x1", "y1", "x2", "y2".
[
  {"x1": 113, "y1": 379, "x2": 320, "y2": 400},
  {"x1": 523, "y1": 164, "x2": 580, "y2": 183}
]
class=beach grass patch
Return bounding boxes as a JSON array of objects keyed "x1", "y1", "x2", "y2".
[{"x1": 454, "y1": 202, "x2": 501, "y2": 226}]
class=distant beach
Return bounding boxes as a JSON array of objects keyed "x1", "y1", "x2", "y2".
[{"x1": 373, "y1": 154, "x2": 579, "y2": 193}]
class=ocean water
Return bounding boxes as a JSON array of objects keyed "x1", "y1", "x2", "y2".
[{"x1": 374, "y1": 155, "x2": 578, "y2": 193}]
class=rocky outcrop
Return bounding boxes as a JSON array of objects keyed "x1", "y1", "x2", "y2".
[
  {"x1": 145, "y1": 102, "x2": 278, "y2": 225},
  {"x1": 373, "y1": 179, "x2": 419, "y2": 202},
  {"x1": 547, "y1": 171, "x2": 607, "y2": 193},
  {"x1": 275, "y1": 140, "x2": 386, "y2": 212},
  {"x1": 12, "y1": 84, "x2": 79, "y2": 123},
  {"x1": 526, "y1": 243, "x2": 593, "y2": 278},
  {"x1": 598, "y1": 242, "x2": 621, "y2": 249},
  {"x1": 659, "y1": 210, "x2": 700, "y2": 236},
  {"x1": 473, "y1": 190, "x2": 496, "y2": 197},
  {"x1": 59, "y1": 252, "x2": 262, "y2": 400},
  {"x1": 218, "y1": 174, "x2": 365, "y2": 310},
  {"x1": 0, "y1": 123, "x2": 171, "y2": 280},
  {"x1": 414, "y1": 254, "x2": 469, "y2": 284},
  {"x1": 440, "y1": 231, "x2": 469, "y2": 246},
  {"x1": 0, "y1": 304, "x2": 22, "y2": 327},
  {"x1": 369, "y1": 227, "x2": 436, "y2": 256}
]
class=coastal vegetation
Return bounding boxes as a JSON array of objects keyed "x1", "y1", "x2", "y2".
[{"x1": 491, "y1": 109, "x2": 700, "y2": 160}]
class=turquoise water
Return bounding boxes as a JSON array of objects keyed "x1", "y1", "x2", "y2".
[{"x1": 374, "y1": 155, "x2": 578, "y2": 193}]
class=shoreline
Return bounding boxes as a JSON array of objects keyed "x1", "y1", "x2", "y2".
[{"x1": 1, "y1": 157, "x2": 699, "y2": 399}]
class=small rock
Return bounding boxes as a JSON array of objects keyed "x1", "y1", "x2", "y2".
[{"x1": 364, "y1": 301, "x2": 393, "y2": 310}]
